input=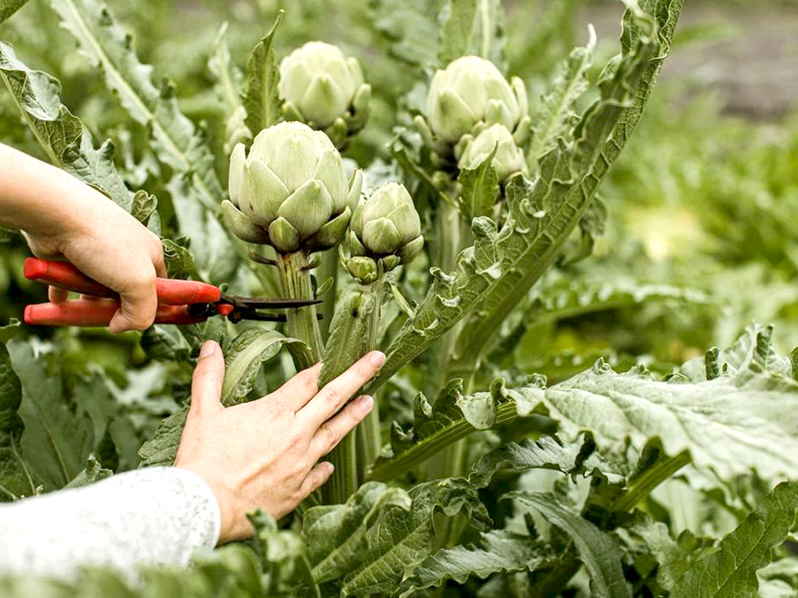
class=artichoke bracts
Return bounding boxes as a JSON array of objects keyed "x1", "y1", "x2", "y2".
[{"x1": 223, "y1": 122, "x2": 362, "y2": 254}]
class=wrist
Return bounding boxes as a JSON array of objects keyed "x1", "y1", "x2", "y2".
[{"x1": 175, "y1": 463, "x2": 250, "y2": 544}]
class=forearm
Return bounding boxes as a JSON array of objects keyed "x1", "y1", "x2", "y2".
[
  {"x1": 0, "y1": 142, "x2": 91, "y2": 236},
  {"x1": 0, "y1": 467, "x2": 220, "y2": 582}
]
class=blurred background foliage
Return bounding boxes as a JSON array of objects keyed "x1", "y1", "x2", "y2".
[{"x1": 1, "y1": 0, "x2": 797, "y2": 449}]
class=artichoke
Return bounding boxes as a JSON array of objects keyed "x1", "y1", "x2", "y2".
[
  {"x1": 425, "y1": 56, "x2": 528, "y2": 144},
  {"x1": 223, "y1": 121, "x2": 362, "y2": 253},
  {"x1": 347, "y1": 182, "x2": 424, "y2": 283},
  {"x1": 279, "y1": 42, "x2": 371, "y2": 145},
  {"x1": 456, "y1": 123, "x2": 528, "y2": 181}
]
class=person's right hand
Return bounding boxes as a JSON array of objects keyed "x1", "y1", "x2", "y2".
[{"x1": 174, "y1": 341, "x2": 383, "y2": 543}]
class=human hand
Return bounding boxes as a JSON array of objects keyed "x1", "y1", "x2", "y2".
[
  {"x1": 174, "y1": 341, "x2": 383, "y2": 543},
  {"x1": 23, "y1": 180, "x2": 166, "y2": 333}
]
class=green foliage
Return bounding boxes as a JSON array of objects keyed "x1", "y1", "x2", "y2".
[{"x1": 2, "y1": 0, "x2": 798, "y2": 596}]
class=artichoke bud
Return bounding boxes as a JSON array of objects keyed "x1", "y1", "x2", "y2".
[
  {"x1": 278, "y1": 42, "x2": 370, "y2": 143},
  {"x1": 345, "y1": 182, "x2": 424, "y2": 280},
  {"x1": 224, "y1": 122, "x2": 357, "y2": 253},
  {"x1": 346, "y1": 256, "x2": 378, "y2": 284},
  {"x1": 380, "y1": 255, "x2": 401, "y2": 272},
  {"x1": 456, "y1": 123, "x2": 528, "y2": 182},
  {"x1": 425, "y1": 56, "x2": 525, "y2": 145}
]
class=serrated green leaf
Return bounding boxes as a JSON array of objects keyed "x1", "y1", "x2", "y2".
[
  {"x1": 137, "y1": 406, "x2": 187, "y2": 467},
  {"x1": 367, "y1": 1, "x2": 681, "y2": 394},
  {"x1": 528, "y1": 26, "x2": 596, "y2": 167},
  {"x1": 3, "y1": 340, "x2": 94, "y2": 491},
  {"x1": 368, "y1": 378, "x2": 528, "y2": 481},
  {"x1": 242, "y1": 11, "x2": 283, "y2": 136},
  {"x1": 0, "y1": 41, "x2": 133, "y2": 211},
  {"x1": 369, "y1": 0, "x2": 443, "y2": 68},
  {"x1": 0, "y1": 0, "x2": 28, "y2": 24},
  {"x1": 398, "y1": 530, "x2": 552, "y2": 596},
  {"x1": 0, "y1": 340, "x2": 36, "y2": 500},
  {"x1": 64, "y1": 454, "x2": 112, "y2": 489},
  {"x1": 508, "y1": 491, "x2": 632, "y2": 598},
  {"x1": 222, "y1": 329, "x2": 305, "y2": 406},
  {"x1": 304, "y1": 481, "x2": 412, "y2": 583},
  {"x1": 438, "y1": 0, "x2": 477, "y2": 65},
  {"x1": 339, "y1": 478, "x2": 490, "y2": 596},
  {"x1": 456, "y1": 147, "x2": 499, "y2": 221},
  {"x1": 49, "y1": 0, "x2": 223, "y2": 208},
  {"x1": 209, "y1": 22, "x2": 244, "y2": 116},
  {"x1": 165, "y1": 173, "x2": 237, "y2": 282},
  {"x1": 671, "y1": 482, "x2": 798, "y2": 598}
]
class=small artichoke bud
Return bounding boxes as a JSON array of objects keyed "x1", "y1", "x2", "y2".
[
  {"x1": 278, "y1": 41, "x2": 371, "y2": 142},
  {"x1": 224, "y1": 122, "x2": 361, "y2": 253},
  {"x1": 456, "y1": 124, "x2": 528, "y2": 181},
  {"x1": 425, "y1": 56, "x2": 527, "y2": 144},
  {"x1": 347, "y1": 182, "x2": 424, "y2": 280}
]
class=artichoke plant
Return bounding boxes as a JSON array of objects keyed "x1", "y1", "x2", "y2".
[
  {"x1": 456, "y1": 123, "x2": 528, "y2": 181},
  {"x1": 222, "y1": 121, "x2": 362, "y2": 254},
  {"x1": 279, "y1": 42, "x2": 371, "y2": 147},
  {"x1": 420, "y1": 55, "x2": 529, "y2": 146},
  {"x1": 346, "y1": 182, "x2": 424, "y2": 283}
]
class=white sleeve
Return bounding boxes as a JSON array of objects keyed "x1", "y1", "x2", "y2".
[{"x1": 0, "y1": 467, "x2": 221, "y2": 582}]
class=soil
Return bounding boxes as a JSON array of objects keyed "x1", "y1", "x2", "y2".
[{"x1": 583, "y1": 3, "x2": 798, "y2": 120}]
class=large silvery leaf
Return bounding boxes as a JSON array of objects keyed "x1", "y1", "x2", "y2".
[
  {"x1": 670, "y1": 482, "x2": 798, "y2": 598},
  {"x1": 242, "y1": 11, "x2": 283, "y2": 136},
  {"x1": 6, "y1": 339, "x2": 94, "y2": 491},
  {"x1": 508, "y1": 492, "x2": 632, "y2": 598},
  {"x1": 542, "y1": 356, "x2": 798, "y2": 484},
  {"x1": 367, "y1": 1, "x2": 682, "y2": 393},
  {"x1": 0, "y1": 42, "x2": 133, "y2": 211},
  {"x1": 398, "y1": 530, "x2": 553, "y2": 596},
  {"x1": 49, "y1": 0, "x2": 223, "y2": 208},
  {"x1": 339, "y1": 478, "x2": 490, "y2": 596}
]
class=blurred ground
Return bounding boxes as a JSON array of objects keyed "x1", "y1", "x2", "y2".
[{"x1": 584, "y1": 2, "x2": 798, "y2": 120}]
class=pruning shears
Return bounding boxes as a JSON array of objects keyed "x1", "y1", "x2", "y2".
[{"x1": 22, "y1": 257, "x2": 320, "y2": 327}]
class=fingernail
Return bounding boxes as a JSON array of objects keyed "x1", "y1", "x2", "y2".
[
  {"x1": 357, "y1": 395, "x2": 374, "y2": 413},
  {"x1": 369, "y1": 351, "x2": 386, "y2": 368},
  {"x1": 199, "y1": 341, "x2": 217, "y2": 359}
]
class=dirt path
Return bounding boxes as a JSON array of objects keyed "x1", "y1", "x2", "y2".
[{"x1": 584, "y1": 3, "x2": 798, "y2": 119}]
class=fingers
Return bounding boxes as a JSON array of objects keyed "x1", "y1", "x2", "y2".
[
  {"x1": 309, "y1": 395, "x2": 373, "y2": 460},
  {"x1": 48, "y1": 286, "x2": 69, "y2": 302},
  {"x1": 298, "y1": 462, "x2": 335, "y2": 500},
  {"x1": 272, "y1": 363, "x2": 323, "y2": 411},
  {"x1": 297, "y1": 351, "x2": 385, "y2": 427},
  {"x1": 108, "y1": 267, "x2": 158, "y2": 333},
  {"x1": 188, "y1": 341, "x2": 225, "y2": 416},
  {"x1": 150, "y1": 236, "x2": 168, "y2": 278}
]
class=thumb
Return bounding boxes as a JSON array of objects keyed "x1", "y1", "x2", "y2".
[{"x1": 190, "y1": 341, "x2": 225, "y2": 415}]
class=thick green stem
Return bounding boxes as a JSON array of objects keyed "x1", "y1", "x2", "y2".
[
  {"x1": 276, "y1": 250, "x2": 324, "y2": 370},
  {"x1": 424, "y1": 200, "x2": 469, "y2": 488},
  {"x1": 321, "y1": 275, "x2": 386, "y2": 504},
  {"x1": 610, "y1": 450, "x2": 692, "y2": 513}
]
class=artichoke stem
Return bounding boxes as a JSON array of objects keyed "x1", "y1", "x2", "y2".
[
  {"x1": 323, "y1": 274, "x2": 385, "y2": 503},
  {"x1": 276, "y1": 250, "x2": 324, "y2": 370}
]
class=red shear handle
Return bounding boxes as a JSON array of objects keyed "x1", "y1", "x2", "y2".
[
  {"x1": 23, "y1": 258, "x2": 221, "y2": 305},
  {"x1": 24, "y1": 300, "x2": 207, "y2": 327}
]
